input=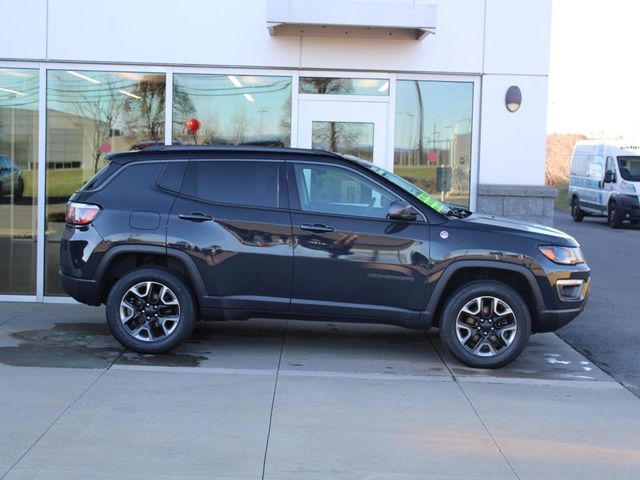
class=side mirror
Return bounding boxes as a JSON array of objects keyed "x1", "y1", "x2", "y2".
[
  {"x1": 604, "y1": 170, "x2": 615, "y2": 183},
  {"x1": 387, "y1": 201, "x2": 418, "y2": 221}
]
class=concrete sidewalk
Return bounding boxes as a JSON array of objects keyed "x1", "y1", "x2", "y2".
[{"x1": 1, "y1": 303, "x2": 639, "y2": 480}]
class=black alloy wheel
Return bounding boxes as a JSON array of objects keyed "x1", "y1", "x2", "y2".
[
  {"x1": 106, "y1": 268, "x2": 197, "y2": 353},
  {"x1": 439, "y1": 281, "x2": 531, "y2": 368}
]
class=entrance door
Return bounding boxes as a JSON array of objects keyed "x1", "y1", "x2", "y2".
[{"x1": 297, "y1": 100, "x2": 389, "y2": 169}]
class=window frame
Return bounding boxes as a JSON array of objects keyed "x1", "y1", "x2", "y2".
[
  {"x1": 177, "y1": 158, "x2": 288, "y2": 211},
  {"x1": 286, "y1": 159, "x2": 427, "y2": 223}
]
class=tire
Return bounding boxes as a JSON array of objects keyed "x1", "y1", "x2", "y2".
[
  {"x1": 106, "y1": 267, "x2": 197, "y2": 353},
  {"x1": 439, "y1": 281, "x2": 531, "y2": 369},
  {"x1": 14, "y1": 178, "x2": 24, "y2": 201},
  {"x1": 570, "y1": 197, "x2": 584, "y2": 222},
  {"x1": 608, "y1": 202, "x2": 622, "y2": 229}
]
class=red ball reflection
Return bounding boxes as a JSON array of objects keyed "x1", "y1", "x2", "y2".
[{"x1": 185, "y1": 118, "x2": 201, "y2": 133}]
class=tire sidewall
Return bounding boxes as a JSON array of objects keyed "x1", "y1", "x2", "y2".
[
  {"x1": 15, "y1": 178, "x2": 24, "y2": 199},
  {"x1": 439, "y1": 281, "x2": 531, "y2": 369},
  {"x1": 571, "y1": 197, "x2": 584, "y2": 222},
  {"x1": 106, "y1": 267, "x2": 197, "y2": 353},
  {"x1": 608, "y1": 202, "x2": 622, "y2": 229}
]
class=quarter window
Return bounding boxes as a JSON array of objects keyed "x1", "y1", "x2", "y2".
[
  {"x1": 182, "y1": 161, "x2": 279, "y2": 209},
  {"x1": 293, "y1": 164, "x2": 399, "y2": 219}
]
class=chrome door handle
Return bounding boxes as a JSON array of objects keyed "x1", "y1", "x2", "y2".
[
  {"x1": 300, "y1": 224, "x2": 335, "y2": 234},
  {"x1": 179, "y1": 212, "x2": 213, "y2": 222}
]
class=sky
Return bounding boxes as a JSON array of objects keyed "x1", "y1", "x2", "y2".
[{"x1": 547, "y1": 0, "x2": 640, "y2": 138}]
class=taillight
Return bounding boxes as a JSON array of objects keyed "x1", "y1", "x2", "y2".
[{"x1": 65, "y1": 202, "x2": 101, "y2": 225}]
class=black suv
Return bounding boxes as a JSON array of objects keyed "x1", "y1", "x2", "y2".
[{"x1": 60, "y1": 146, "x2": 590, "y2": 368}]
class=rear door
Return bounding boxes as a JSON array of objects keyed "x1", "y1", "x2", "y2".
[
  {"x1": 287, "y1": 160, "x2": 430, "y2": 321},
  {"x1": 167, "y1": 158, "x2": 293, "y2": 312}
]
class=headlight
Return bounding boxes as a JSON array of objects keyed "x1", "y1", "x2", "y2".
[
  {"x1": 538, "y1": 246, "x2": 585, "y2": 265},
  {"x1": 620, "y1": 180, "x2": 636, "y2": 193}
]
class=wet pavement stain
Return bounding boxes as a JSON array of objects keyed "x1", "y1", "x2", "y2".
[
  {"x1": 0, "y1": 322, "x2": 209, "y2": 369},
  {"x1": 117, "y1": 352, "x2": 207, "y2": 368},
  {"x1": 0, "y1": 322, "x2": 122, "y2": 369}
]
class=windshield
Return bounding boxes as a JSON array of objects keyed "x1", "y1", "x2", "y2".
[
  {"x1": 338, "y1": 154, "x2": 473, "y2": 217},
  {"x1": 617, "y1": 156, "x2": 640, "y2": 181},
  {"x1": 367, "y1": 164, "x2": 450, "y2": 214}
]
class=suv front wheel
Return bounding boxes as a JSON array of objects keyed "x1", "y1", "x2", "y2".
[
  {"x1": 439, "y1": 281, "x2": 531, "y2": 368},
  {"x1": 106, "y1": 268, "x2": 197, "y2": 353}
]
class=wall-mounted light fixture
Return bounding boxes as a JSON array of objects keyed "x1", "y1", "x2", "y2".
[{"x1": 505, "y1": 86, "x2": 522, "y2": 112}]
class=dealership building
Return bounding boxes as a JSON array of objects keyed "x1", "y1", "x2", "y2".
[{"x1": 0, "y1": 0, "x2": 553, "y2": 302}]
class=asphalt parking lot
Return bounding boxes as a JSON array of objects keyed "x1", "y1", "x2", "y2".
[
  {"x1": 2, "y1": 303, "x2": 640, "y2": 480},
  {"x1": 553, "y1": 210, "x2": 640, "y2": 398}
]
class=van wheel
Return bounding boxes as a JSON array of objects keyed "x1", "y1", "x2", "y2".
[
  {"x1": 439, "y1": 281, "x2": 531, "y2": 369},
  {"x1": 570, "y1": 197, "x2": 584, "y2": 222},
  {"x1": 14, "y1": 178, "x2": 24, "y2": 200},
  {"x1": 608, "y1": 202, "x2": 623, "y2": 229},
  {"x1": 105, "y1": 268, "x2": 197, "y2": 353}
]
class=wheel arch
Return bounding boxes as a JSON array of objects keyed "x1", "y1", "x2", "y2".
[
  {"x1": 423, "y1": 261, "x2": 544, "y2": 331},
  {"x1": 94, "y1": 245, "x2": 206, "y2": 305}
]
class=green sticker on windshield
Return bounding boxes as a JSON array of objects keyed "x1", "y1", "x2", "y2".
[{"x1": 417, "y1": 192, "x2": 447, "y2": 213}]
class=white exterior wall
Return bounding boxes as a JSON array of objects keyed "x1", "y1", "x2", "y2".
[
  {"x1": 479, "y1": 0, "x2": 552, "y2": 186},
  {"x1": 6, "y1": 0, "x2": 484, "y2": 73},
  {"x1": 1, "y1": 0, "x2": 552, "y2": 188}
]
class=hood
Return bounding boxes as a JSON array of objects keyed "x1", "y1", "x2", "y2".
[{"x1": 457, "y1": 214, "x2": 578, "y2": 245}]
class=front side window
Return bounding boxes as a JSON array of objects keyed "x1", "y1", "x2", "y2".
[
  {"x1": 182, "y1": 161, "x2": 279, "y2": 209},
  {"x1": 293, "y1": 163, "x2": 399, "y2": 219}
]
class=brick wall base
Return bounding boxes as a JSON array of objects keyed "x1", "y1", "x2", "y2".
[{"x1": 476, "y1": 185, "x2": 558, "y2": 226}]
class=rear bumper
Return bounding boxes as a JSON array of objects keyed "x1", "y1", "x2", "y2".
[{"x1": 59, "y1": 271, "x2": 102, "y2": 306}]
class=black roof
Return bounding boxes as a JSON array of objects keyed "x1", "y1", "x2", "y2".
[{"x1": 106, "y1": 145, "x2": 344, "y2": 163}]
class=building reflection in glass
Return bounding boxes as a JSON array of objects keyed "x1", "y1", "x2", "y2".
[{"x1": 0, "y1": 68, "x2": 38, "y2": 294}]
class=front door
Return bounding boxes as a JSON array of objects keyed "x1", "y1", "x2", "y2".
[
  {"x1": 287, "y1": 160, "x2": 430, "y2": 322},
  {"x1": 297, "y1": 99, "x2": 389, "y2": 169}
]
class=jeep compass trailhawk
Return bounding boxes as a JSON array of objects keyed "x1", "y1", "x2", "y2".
[{"x1": 60, "y1": 146, "x2": 590, "y2": 368}]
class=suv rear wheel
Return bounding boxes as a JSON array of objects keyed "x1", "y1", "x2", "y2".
[
  {"x1": 106, "y1": 268, "x2": 197, "y2": 353},
  {"x1": 439, "y1": 281, "x2": 531, "y2": 368}
]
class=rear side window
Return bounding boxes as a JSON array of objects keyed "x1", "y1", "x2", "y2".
[
  {"x1": 570, "y1": 154, "x2": 604, "y2": 179},
  {"x1": 81, "y1": 161, "x2": 120, "y2": 190},
  {"x1": 182, "y1": 160, "x2": 279, "y2": 209},
  {"x1": 157, "y1": 161, "x2": 187, "y2": 193}
]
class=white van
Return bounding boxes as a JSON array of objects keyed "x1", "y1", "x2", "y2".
[{"x1": 568, "y1": 140, "x2": 640, "y2": 228}]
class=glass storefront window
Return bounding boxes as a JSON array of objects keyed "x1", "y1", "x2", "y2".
[
  {"x1": 312, "y1": 121, "x2": 374, "y2": 161},
  {"x1": 173, "y1": 74, "x2": 292, "y2": 146},
  {"x1": 394, "y1": 80, "x2": 474, "y2": 207},
  {"x1": 299, "y1": 77, "x2": 389, "y2": 96},
  {"x1": 0, "y1": 68, "x2": 38, "y2": 294},
  {"x1": 45, "y1": 70, "x2": 166, "y2": 294}
]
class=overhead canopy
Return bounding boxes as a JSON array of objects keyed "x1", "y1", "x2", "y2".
[{"x1": 267, "y1": 0, "x2": 437, "y2": 40}]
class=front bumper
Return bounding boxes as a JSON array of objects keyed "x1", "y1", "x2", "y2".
[
  {"x1": 534, "y1": 307, "x2": 585, "y2": 333},
  {"x1": 617, "y1": 194, "x2": 640, "y2": 221}
]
